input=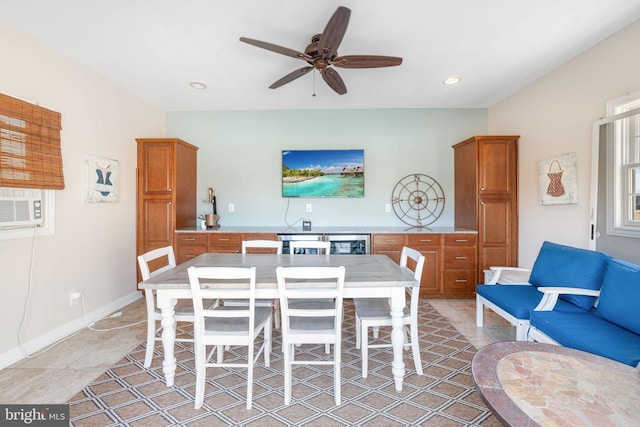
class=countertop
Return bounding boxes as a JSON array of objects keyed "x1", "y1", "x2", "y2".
[{"x1": 175, "y1": 226, "x2": 477, "y2": 234}]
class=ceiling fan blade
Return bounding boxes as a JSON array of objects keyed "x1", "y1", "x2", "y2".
[
  {"x1": 318, "y1": 6, "x2": 350, "y2": 59},
  {"x1": 239, "y1": 37, "x2": 311, "y2": 61},
  {"x1": 269, "y1": 67, "x2": 313, "y2": 89},
  {"x1": 332, "y1": 55, "x2": 403, "y2": 68},
  {"x1": 321, "y1": 68, "x2": 347, "y2": 95}
]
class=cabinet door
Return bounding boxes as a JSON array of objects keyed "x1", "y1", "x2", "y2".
[
  {"x1": 407, "y1": 234, "x2": 442, "y2": 295},
  {"x1": 139, "y1": 142, "x2": 174, "y2": 195},
  {"x1": 140, "y1": 198, "x2": 173, "y2": 252},
  {"x1": 478, "y1": 197, "x2": 515, "y2": 277},
  {"x1": 478, "y1": 139, "x2": 517, "y2": 195}
]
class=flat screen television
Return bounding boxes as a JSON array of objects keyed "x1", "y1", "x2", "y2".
[{"x1": 282, "y1": 149, "x2": 364, "y2": 197}]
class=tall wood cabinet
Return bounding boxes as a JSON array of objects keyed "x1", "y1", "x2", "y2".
[
  {"x1": 453, "y1": 135, "x2": 519, "y2": 284},
  {"x1": 136, "y1": 138, "x2": 198, "y2": 279}
]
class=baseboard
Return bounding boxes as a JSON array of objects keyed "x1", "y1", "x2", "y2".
[{"x1": 0, "y1": 291, "x2": 143, "y2": 370}]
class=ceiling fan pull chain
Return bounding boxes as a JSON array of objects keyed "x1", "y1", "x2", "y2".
[{"x1": 312, "y1": 69, "x2": 317, "y2": 97}]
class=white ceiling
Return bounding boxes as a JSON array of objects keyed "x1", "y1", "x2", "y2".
[{"x1": 3, "y1": 0, "x2": 640, "y2": 112}]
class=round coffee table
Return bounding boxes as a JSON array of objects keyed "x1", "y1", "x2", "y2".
[{"x1": 472, "y1": 341, "x2": 640, "y2": 426}]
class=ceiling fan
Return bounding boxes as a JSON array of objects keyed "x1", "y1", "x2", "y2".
[{"x1": 239, "y1": 6, "x2": 402, "y2": 95}]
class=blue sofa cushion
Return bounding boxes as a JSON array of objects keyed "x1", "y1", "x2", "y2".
[
  {"x1": 528, "y1": 241, "x2": 610, "y2": 310},
  {"x1": 530, "y1": 310, "x2": 640, "y2": 367},
  {"x1": 476, "y1": 284, "x2": 586, "y2": 320},
  {"x1": 595, "y1": 259, "x2": 640, "y2": 335}
]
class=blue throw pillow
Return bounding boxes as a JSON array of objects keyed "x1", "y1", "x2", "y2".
[
  {"x1": 529, "y1": 241, "x2": 610, "y2": 310},
  {"x1": 595, "y1": 259, "x2": 640, "y2": 335}
]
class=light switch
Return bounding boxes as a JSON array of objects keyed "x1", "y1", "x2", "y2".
[
  {"x1": 228, "y1": 203, "x2": 235, "y2": 212},
  {"x1": 306, "y1": 204, "x2": 312, "y2": 213}
]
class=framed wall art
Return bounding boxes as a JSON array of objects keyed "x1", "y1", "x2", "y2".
[
  {"x1": 83, "y1": 155, "x2": 119, "y2": 203},
  {"x1": 538, "y1": 152, "x2": 578, "y2": 205}
]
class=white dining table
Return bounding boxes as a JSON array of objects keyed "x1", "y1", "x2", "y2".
[{"x1": 138, "y1": 252, "x2": 418, "y2": 392}]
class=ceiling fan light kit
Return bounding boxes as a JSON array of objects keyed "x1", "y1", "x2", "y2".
[{"x1": 240, "y1": 6, "x2": 402, "y2": 95}]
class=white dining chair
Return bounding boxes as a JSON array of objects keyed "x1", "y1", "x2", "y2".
[
  {"x1": 289, "y1": 240, "x2": 331, "y2": 255},
  {"x1": 353, "y1": 246, "x2": 425, "y2": 378},
  {"x1": 137, "y1": 246, "x2": 217, "y2": 368},
  {"x1": 288, "y1": 240, "x2": 334, "y2": 352},
  {"x1": 188, "y1": 265, "x2": 272, "y2": 410},
  {"x1": 226, "y1": 240, "x2": 283, "y2": 329},
  {"x1": 276, "y1": 265, "x2": 345, "y2": 405}
]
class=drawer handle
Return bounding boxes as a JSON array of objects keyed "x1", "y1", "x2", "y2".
[
  {"x1": 455, "y1": 239, "x2": 468, "y2": 243},
  {"x1": 455, "y1": 256, "x2": 467, "y2": 260},
  {"x1": 420, "y1": 239, "x2": 432, "y2": 242},
  {"x1": 184, "y1": 238, "x2": 196, "y2": 241},
  {"x1": 455, "y1": 279, "x2": 467, "y2": 283},
  {"x1": 219, "y1": 238, "x2": 230, "y2": 241}
]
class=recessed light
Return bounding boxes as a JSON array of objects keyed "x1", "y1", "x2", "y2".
[
  {"x1": 443, "y1": 76, "x2": 461, "y2": 85},
  {"x1": 189, "y1": 81, "x2": 207, "y2": 89}
]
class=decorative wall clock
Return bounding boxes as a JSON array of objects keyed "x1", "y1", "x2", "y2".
[{"x1": 391, "y1": 174, "x2": 445, "y2": 227}]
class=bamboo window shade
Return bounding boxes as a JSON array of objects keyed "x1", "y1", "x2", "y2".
[{"x1": 0, "y1": 93, "x2": 65, "y2": 190}]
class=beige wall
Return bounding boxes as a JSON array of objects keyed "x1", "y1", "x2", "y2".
[
  {"x1": 489, "y1": 19, "x2": 640, "y2": 267},
  {"x1": 0, "y1": 22, "x2": 165, "y2": 367}
]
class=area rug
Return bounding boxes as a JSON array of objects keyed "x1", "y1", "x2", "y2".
[{"x1": 68, "y1": 301, "x2": 499, "y2": 426}]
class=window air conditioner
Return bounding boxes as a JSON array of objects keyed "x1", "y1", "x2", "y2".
[{"x1": 0, "y1": 189, "x2": 43, "y2": 227}]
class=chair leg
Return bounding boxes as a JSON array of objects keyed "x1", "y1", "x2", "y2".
[
  {"x1": 194, "y1": 345, "x2": 206, "y2": 409},
  {"x1": 476, "y1": 295, "x2": 484, "y2": 327},
  {"x1": 410, "y1": 322, "x2": 423, "y2": 376},
  {"x1": 273, "y1": 300, "x2": 281, "y2": 329},
  {"x1": 355, "y1": 314, "x2": 361, "y2": 349},
  {"x1": 283, "y1": 343, "x2": 292, "y2": 405},
  {"x1": 144, "y1": 324, "x2": 157, "y2": 368},
  {"x1": 334, "y1": 338, "x2": 341, "y2": 405},
  {"x1": 246, "y1": 344, "x2": 254, "y2": 410},
  {"x1": 372, "y1": 326, "x2": 380, "y2": 339},
  {"x1": 361, "y1": 322, "x2": 369, "y2": 378},
  {"x1": 264, "y1": 322, "x2": 272, "y2": 367}
]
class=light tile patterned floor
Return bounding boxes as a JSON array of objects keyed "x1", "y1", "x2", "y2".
[{"x1": 0, "y1": 296, "x2": 515, "y2": 420}]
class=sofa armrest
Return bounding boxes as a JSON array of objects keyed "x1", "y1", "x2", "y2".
[
  {"x1": 533, "y1": 287, "x2": 601, "y2": 311},
  {"x1": 486, "y1": 266, "x2": 531, "y2": 284}
]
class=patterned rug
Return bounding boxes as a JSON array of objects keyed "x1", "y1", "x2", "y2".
[{"x1": 68, "y1": 301, "x2": 499, "y2": 426}]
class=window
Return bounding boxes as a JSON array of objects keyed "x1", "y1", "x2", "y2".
[
  {"x1": 0, "y1": 93, "x2": 64, "y2": 189},
  {"x1": 605, "y1": 92, "x2": 640, "y2": 238},
  {"x1": 0, "y1": 93, "x2": 62, "y2": 239}
]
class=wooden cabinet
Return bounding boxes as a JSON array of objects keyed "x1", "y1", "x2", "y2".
[
  {"x1": 407, "y1": 234, "x2": 442, "y2": 295},
  {"x1": 442, "y1": 234, "x2": 477, "y2": 296},
  {"x1": 453, "y1": 135, "x2": 519, "y2": 284},
  {"x1": 136, "y1": 138, "x2": 198, "y2": 279},
  {"x1": 175, "y1": 232, "x2": 278, "y2": 264},
  {"x1": 372, "y1": 232, "x2": 476, "y2": 298}
]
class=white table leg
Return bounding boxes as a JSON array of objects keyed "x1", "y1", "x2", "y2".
[
  {"x1": 156, "y1": 292, "x2": 177, "y2": 387},
  {"x1": 390, "y1": 288, "x2": 406, "y2": 392}
]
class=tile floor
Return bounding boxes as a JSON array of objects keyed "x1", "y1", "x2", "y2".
[{"x1": 0, "y1": 297, "x2": 514, "y2": 404}]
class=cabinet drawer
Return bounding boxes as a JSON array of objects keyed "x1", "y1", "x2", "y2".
[
  {"x1": 443, "y1": 270, "x2": 477, "y2": 293},
  {"x1": 210, "y1": 234, "x2": 242, "y2": 246},
  {"x1": 176, "y1": 245, "x2": 207, "y2": 264},
  {"x1": 372, "y1": 234, "x2": 405, "y2": 246},
  {"x1": 443, "y1": 246, "x2": 476, "y2": 269},
  {"x1": 407, "y1": 234, "x2": 441, "y2": 247},
  {"x1": 175, "y1": 233, "x2": 208, "y2": 245},
  {"x1": 242, "y1": 233, "x2": 277, "y2": 241},
  {"x1": 443, "y1": 234, "x2": 477, "y2": 246}
]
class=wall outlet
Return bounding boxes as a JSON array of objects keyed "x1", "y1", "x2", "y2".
[
  {"x1": 306, "y1": 203, "x2": 312, "y2": 213},
  {"x1": 228, "y1": 203, "x2": 235, "y2": 212},
  {"x1": 385, "y1": 203, "x2": 391, "y2": 212},
  {"x1": 69, "y1": 291, "x2": 81, "y2": 307}
]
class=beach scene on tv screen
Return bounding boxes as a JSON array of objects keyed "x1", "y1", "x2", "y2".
[{"x1": 282, "y1": 149, "x2": 364, "y2": 197}]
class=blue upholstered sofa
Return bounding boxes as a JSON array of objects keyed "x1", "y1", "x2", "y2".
[{"x1": 476, "y1": 241, "x2": 640, "y2": 367}]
